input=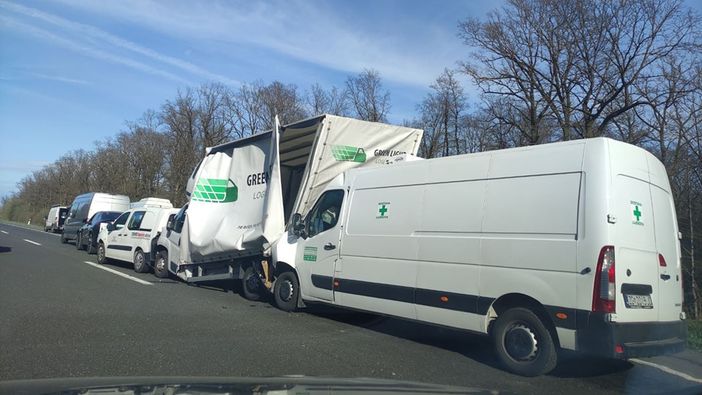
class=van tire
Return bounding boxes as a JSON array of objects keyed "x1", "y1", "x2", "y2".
[
  {"x1": 241, "y1": 265, "x2": 262, "y2": 301},
  {"x1": 97, "y1": 242, "x2": 108, "y2": 264},
  {"x1": 493, "y1": 307, "x2": 558, "y2": 377},
  {"x1": 154, "y1": 250, "x2": 169, "y2": 278},
  {"x1": 133, "y1": 249, "x2": 149, "y2": 273},
  {"x1": 75, "y1": 232, "x2": 84, "y2": 250},
  {"x1": 273, "y1": 271, "x2": 299, "y2": 312},
  {"x1": 86, "y1": 233, "x2": 96, "y2": 254}
]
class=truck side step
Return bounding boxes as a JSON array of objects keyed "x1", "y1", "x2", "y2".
[{"x1": 185, "y1": 273, "x2": 238, "y2": 283}]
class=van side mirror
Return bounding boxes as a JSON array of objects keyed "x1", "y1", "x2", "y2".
[
  {"x1": 106, "y1": 223, "x2": 115, "y2": 232},
  {"x1": 292, "y1": 213, "x2": 306, "y2": 238},
  {"x1": 166, "y1": 218, "x2": 174, "y2": 231}
]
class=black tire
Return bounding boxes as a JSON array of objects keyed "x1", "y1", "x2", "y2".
[
  {"x1": 241, "y1": 265, "x2": 262, "y2": 301},
  {"x1": 153, "y1": 250, "x2": 169, "y2": 278},
  {"x1": 493, "y1": 307, "x2": 558, "y2": 377},
  {"x1": 60, "y1": 232, "x2": 68, "y2": 244},
  {"x1": 273, "y1": 271, "x2": 299, "y2": 312},
  {"x1": 97, "y1": 242, "x2": 108, "y2": 264},
  {"x1": 86, "y1": 233, "x2": 96, "y2": 254},
  {"x1": 133, "y1": 249, "x2": 149, "y2": 273},
  {"x1": 75, "y1": 232, "x2": 84, "y2": 250}
]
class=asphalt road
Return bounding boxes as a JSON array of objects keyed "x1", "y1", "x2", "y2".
[{"x1": 1, "y1": 221, "x2": 701, "y2": 394}]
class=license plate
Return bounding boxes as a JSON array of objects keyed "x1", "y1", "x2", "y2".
[{"x1": 624, "y1": 294, "x2": 653, "y2": 309}]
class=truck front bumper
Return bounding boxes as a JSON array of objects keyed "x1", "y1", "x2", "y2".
[{"x1": 576, "y1": 313, "x2": 687, "y2": 359}]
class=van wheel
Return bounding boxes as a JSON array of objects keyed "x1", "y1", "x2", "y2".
[
  {"x1": 493, "y1": 307, "x2": 558, "y2": 376},
  {"x1": 153, "y1": 250, "x2": 169, "y2": 278},
  {"x1": 75, "y1": 232, "x2": 84, "y2": 250},
  {"x1": 241, "y1": 265, "x2": 262, "y2": 301},
  {"x1": 133, "y1": 249, "x2": 149, "y2": 273},
  {"x1": 274, "y1": 271, "x2": 299, "y2": 312},
  {"x1": 86, "y1": 233, "x2": 96, "y2": 254},
  {"x1": 97, "y1": 242, "x2": 108, "y2": 264}
]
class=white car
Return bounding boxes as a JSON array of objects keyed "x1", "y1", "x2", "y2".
[{"x1": 97, "y1": 198, "x2": 178, "y2": 274}]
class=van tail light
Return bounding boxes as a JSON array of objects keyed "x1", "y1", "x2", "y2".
[
  {"x1": 592, "y1": 246, "x2": 616, "y2": 313},
  {"x1": 658, "y1": 254, "x2": 667, "y2": 267}
]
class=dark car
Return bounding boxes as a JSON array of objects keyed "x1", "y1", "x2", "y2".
[{"x1": 76, "y1": 211, "x2": 123, "y2": 254}]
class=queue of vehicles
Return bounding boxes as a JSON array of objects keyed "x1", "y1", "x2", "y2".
[{"x1": 46, "y1": 114, "x2": 687, "y2": 377}]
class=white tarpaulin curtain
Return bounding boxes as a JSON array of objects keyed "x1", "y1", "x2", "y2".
[
  {"x1": 181, "y1": 135, "x2": 271, "y2": 263},
  {"x1": 261, "y1": 116, "x2": 285, "y2": 249},
  {"x1": 292, "y1": 115, "x2": 423, "y2": 218}
]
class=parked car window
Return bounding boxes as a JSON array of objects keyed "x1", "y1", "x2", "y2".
[
  {"x1": 307, "y1": 190, "x2": 344, "y2": 238},
  {"x1": 128, "y1": 211, "x2": 146, "y2": 230},
  {"x1": 113, "y1": 212, "x2": 129, "y2": 227},
  {"x1": 173, "y1": 205, "x2": 188, "y2": 233}
]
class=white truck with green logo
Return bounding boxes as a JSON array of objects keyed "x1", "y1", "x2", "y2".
[{"x1": 154, "y1": 114, "x2": 422, "y2": 298}]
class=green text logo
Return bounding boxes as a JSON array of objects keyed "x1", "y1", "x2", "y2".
[
  {"x1": 192, "y1": 178, "x2": 238, "y2": 203},
  {"x1": 331, "y1": 145, "x2": 367, "y2": 163},
  {"x1": 303, "y1": 246, "x2": 317, "y2": 262}
]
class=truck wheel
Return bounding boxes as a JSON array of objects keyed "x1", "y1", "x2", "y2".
[
  {"x1": 133, "y1": 249, "x2": 149, "y2": 273},
  {"x1": 75, "y1": 232, "x2": 84, "y2": 250},
  {"x1": 153, "y1": 250, "x2": 169, "y2": 278},
  {"x1": 86, "y1": 233, "x2": 96, "y2": 254},
  {"x1": 97, "y1": 242, "x2": 108, "y2": 264},
  {"x1": 274, "y1": 271, "x2": 299, "y2": 312},
  {"x1": 241, "y1": 265, "x2": 262, "y2": 301},
  {"x1": 493, "y1": 307, "x2": 558, "y2": 377}
]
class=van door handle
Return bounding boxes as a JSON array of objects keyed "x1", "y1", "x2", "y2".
[
  {"x1": 324, "y1": 242, "x2": 336, "y2": 250},
  {"x1": 660, "y1": 274, "x2": 671, "y2": 281}
]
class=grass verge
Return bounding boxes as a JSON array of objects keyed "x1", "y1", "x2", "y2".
[{"x1": 689, "y1": 320, "x2": 702, "y2": 352}]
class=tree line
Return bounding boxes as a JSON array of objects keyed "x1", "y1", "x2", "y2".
[{"x1": 1, "y1": 0, "x2": 701, "y2": 317}]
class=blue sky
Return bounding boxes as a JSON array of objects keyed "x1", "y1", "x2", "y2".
[
  {"x1": 0, "y1": 0, "x2": 498, "y2": 198},
  {"x1": 2, "y1": 0, "x2": 701, "y2": 199}
]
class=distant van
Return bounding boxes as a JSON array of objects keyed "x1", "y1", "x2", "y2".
[
  {"x1": 272, "y1": 137, "x2": 686, "y2": 376},
  {"x1": 62, "y1": 193, "x2": 130, "y2": 244},
  {"x1": 44, "y1": 205, "x2": 68, "y2": 233}
]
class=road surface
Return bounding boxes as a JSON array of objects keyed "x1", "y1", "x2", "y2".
[{"x1": 1, "y1": 221, "x2": 701, "y2": 394}]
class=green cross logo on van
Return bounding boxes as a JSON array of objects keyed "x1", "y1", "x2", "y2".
[
  {"x1": 377, "y1": 202, "x2": 390, "y2": 219},
  {"x1": 331, "y1": 145, "x2": 367, "y2": 163},
  {"x1": 192, "y1": 178, "x2": 238, "y2": 203},
  {"x1": 630, "y1": 201, "x2": 643, "y2": 226}
]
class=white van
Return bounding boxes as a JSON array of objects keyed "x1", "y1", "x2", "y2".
[
  {"x1": 271, "y1": 137, "x2": 686, "y2": 376},
  {"x1": 62, "y1": 193, "x2": 130, "y2": 244},
  {"x1": 97, "y1": 198, "x2": 178, "y2": 274},
  {"x1": 44, "y1": 205, "x2": 68, "y2": 233}
]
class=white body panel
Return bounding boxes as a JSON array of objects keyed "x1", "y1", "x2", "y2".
[{"x1": 275, "y1": 137, "x2": 684, "y2": 355}]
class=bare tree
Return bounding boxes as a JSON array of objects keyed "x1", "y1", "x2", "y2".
[
  {"x1": 345, "y1": 69, "x2": 391, "y2": 122},
  {"x1": 459, "y1": 0, "x2": 700, "y2": 141},
  {"x1": 306, "y1": 83, "x2": 349, "y2": 116}
]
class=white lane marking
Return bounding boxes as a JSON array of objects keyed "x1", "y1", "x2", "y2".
[
  {"x1": 0, "y1": 222, "x2": 59, "y2": 236},
  {"x1": 0, "y1": 230, "x2": 8, "y2": 234},
  {"x1": 23, "y1": 239, "x2": 41, "y2": 246},
  {"x1": 83, "y1": 261, "x2": 152, "y2": 286},
  {"x1": 631, "y1": 358, "x2": 702, "y2": 384}
]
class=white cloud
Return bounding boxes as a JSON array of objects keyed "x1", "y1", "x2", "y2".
[
  {"x1": 28, "y1": 72, "x2": 89, "y2": 85},
  {"x1": 51, "y1": 0, "x2": 467, "y2": 88},
  {"x1": 0, "y1": 14, "x2": 192, "y2": 84},
  {"x1": 0, "y1": 1, "x2": 240, "y2": 85}
]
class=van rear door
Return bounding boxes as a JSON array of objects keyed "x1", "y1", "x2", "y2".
[
  {"x1": 612, "y1": 174, "x2": 659, "y2": 322},
  {"x1": 650, "y1": 184, "x2": 683, "y2": 322}
]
